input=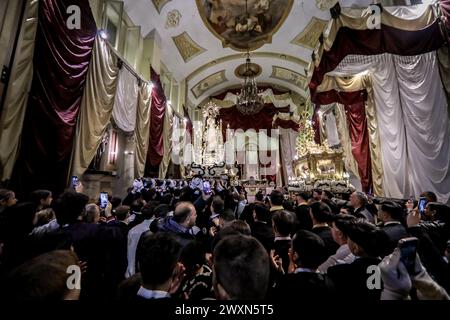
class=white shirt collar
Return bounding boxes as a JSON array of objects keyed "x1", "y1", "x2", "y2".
[
  {"x1": 384, "y1": 221, "x2": 401, "y2": 226},
  {"x1": 294, "y1": 267, "x2": 316, "y2": 273},
  {"x1": 137, "y1": 287, "x2": 170, "y2": 299},
  {"x1": 274, "y1": 236, "x2": 291, "y2": 241}
]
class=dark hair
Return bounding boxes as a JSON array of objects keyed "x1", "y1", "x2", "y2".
[
  {"x1": 309, "y1": 201, "x2": 333, "y2": 223},
  {"x1": 313, "y1": 189, "x2": 322, "y2": 196},
  {"x1": 332, "y1": 214, "x2": 356, "y2": 240},
  {"x1": 212, "y1": 197, "x2": 224, "y2": 215},
  {"x1": 161, "y1": 193, "x2": 173, "y2": 205},
  {"x1": 179, "y1": 241, "x2": 206, "y2": 275},
  {"x1": 173, "y1": 202, "x2": 194, "y2": 224},
  {"x1": 141, "y1": 203, "x2": 156, "y2": 220},
  {"x1": 213, "y1": 235, "x2": 270, "y2": 299},
  {"x1": 228, "y1": 220, "x2": 251, "y2": 236},
  {"x1": 322, "y1": 190, "x2": 334, "y2": 199},
  {"x1": 291, "y1": 230, "x2": 327, "y2": 269},
  {"x1": 343, "y1": 219, "x2": 390, "y2": 257},
  {"x1": 154, "y1": 204, "x2": 169, "y2": 218},
  {"x1": 110, "y1": 197, "x2": 122, "y2": 209},
  {"x1": 254, "y1": 203, "x2": 270, "y2": 223},
  {"x1": 29, "y1": 190, "x2": 52, "y2": 205},
  {"x1": 427, "y1": 202, "x2": 450, "y2": 224},
  {"x1": 270, "y1": 190, "x2": 284, "y2": 206},
  {"x1": 0, "y1": 189, "x2": 14, "y2": 202},
  {"x1": 130, "y1": 199, "x2": 145, "y2": 214},
  {"x1": 53, "y1": 192, "x2": 89, "y2": 225},
  {"x1": 380, "y1": 201, "x2": 404, "y2": 221},
  {"x1": 255, "y1": 191, "x2": 264, "y2": 202},
  {"x1": 420, "y1": 191, "x2": 437, "y2": 203},
  {"x1": 272, "y1": 210, "x2": 296, "y2": 236},
  {"x1": 114, "y1": 206, "x2": 130, "y2": 221},
  {"x1": 1, "y1": 250, "x2": 79, "y2": 300},
  {"x1": 219, "y1": 208, "x2": 236, "y2": 223},
  {"x1": 2, "y1": 202, "x2": 37, "y2": 239},
  {"x1": 296, "y1": 192, "x2": 310, "y2": 202},
  {"x1": 138, "y1": 233, "x2": 182, "y2": 287}
]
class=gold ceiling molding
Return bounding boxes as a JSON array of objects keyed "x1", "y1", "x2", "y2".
[
  {"x1": 186, "y1": 52, "x2": 308, "y2": 82},
  {"x1": 271, "y1": 66, "x2": 307, "y2": 90},
  {"x1": 234, "y1": 62, "x2": 262, "y2": 79},
  {"x1": 196, "y1": 0, "x2": 294, "y2": 51},
  {"x1": 172, "y1": 32, "x2": 207, "y2": 63},
  {"x1": 291, "y1": 17, "x2": 328, "y2": 50},
  {"x1": 191, "y1": 70, "x2": 227, "y2": 99},
  {"x1": 165, "y1": 9, "x2": 182, "y2": 29},
  {"x1": 152, "y1": 0, "x2": 172, "y2": 14}
]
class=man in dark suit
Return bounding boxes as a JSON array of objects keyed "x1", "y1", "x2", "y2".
[
  {"x1": 294, "y1": 192, "x2": 312, "y2": 231},
  {"x1": 327, "y1": 219, "x2": 391, "y2": 300},
  {"x1": 103, "y1": 205, "x2": 131, "y2": 297},
  {"x1": 273, "y1": 230, "x2": 334, "y2": 300},
  {"x1": 310, "y1": 202, "x2": 339, "y2": 258},
  {"x1": 251, "y1": 203, "x2": 274, "y2": 253},
  {"x1": 350, "y1": 191, "x2": 375, "y2": 223},
  {"x1": 378, "y1": 201, "x2": 409, "y2": 250},
  {"x1": 272, "y1": 210, "x2": 296, "y2": 273},
  {"x1": 213, "y1": 234, "x2": 270, "y2": 300},
  {"x1": 136, "y1": 232, "x2": 183, "y2": 300}
]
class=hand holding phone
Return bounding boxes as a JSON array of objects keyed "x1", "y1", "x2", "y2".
[
  {"x1": 418, "y1": 197, "x2": 427, "y2": 216},
  {"x1": 100, "y1": 192, "x2": 108, "y2": 209},
  {"x1": 398, "y1": 237, "x2": 419, "y2": 274},
  {"x1": 71, "y1": 176, "x2": 79, "y2": 190}
]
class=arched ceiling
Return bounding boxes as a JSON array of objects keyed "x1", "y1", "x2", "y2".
[{"x1": 122, "y1": 0, "x2": 418, "y2": 106}]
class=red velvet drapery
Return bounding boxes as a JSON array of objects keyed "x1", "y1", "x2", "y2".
[
  {"x1": 345, "y1": 102, "x2": 373, "y2": 192},
  {"x1": 312, "y1": 90, "x2": 368, "y2": 105},
  {"x1": 146, "y1": 68, "x2": 166, "y2": 168},
  {"x1": 273, "y1": 118, "x2": 300, "y2": 131},
  {"x1": 10, "y1": 0, "x2": 96, "y2": 197},
  {"x1": 219, "y1": 104, "x2": 290, "y2": 139},
  {"x1": 312, "y1": 104, "x2": 322, "y2": 145}
]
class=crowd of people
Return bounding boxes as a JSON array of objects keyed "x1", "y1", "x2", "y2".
[{"x1": 0, "y1": 178, "x2": 449, "y2": 301}]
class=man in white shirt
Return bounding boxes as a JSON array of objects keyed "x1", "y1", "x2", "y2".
[
  {"x1": 125, "y1": 204, "x2": 155, "y2": 278},
  {"x1": 318, "y1": 214, "x2": 355, "y2": 273}
]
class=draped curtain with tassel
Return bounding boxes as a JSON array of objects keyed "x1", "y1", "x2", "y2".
[
  {"x1": 10, "y1": 0, "x2": 96, "y2": 195},
  {"x1": 145, "y1": 68, "x2": 166, "y2": 176},
  {"x1": 0, "y1": 0, "x2": 38, "y2": 183},
  {"x1": 345, "y1": 102, "x2": 373, "y2": 192},
  {"x1": 134, "y1": 82, "x2": 152, "y2": 178},
  {"x1": 72, "y1": 38, "x2": 119, "y2": 177}
]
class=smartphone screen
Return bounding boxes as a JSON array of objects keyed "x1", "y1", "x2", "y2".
[
  {"x1": 399, "y1": 237, "x2": 419, "y2": 274},
  {"x1": 203, "y1": 181, "x2": 211, "y2": 194},
  {"x1": 100, "y1": 192, "x2": 108, "y2": 209},
  {"x1": 418, "y1": 197, "x2": 427, "y2": 216},
  {"x1": 71, "y1": 176, "x2": 79, "y2": 190}
]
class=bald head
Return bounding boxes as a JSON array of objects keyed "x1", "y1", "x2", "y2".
[{"x1": 174, "y1": 202, "x2": 197, "y2": 228}]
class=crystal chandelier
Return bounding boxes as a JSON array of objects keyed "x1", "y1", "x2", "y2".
[{"x1": 236, "y1": 51, "x2": 264, "y2": 115}]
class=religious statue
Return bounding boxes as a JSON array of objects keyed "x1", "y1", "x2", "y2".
[
  {"x1": 90, "y1": 131, "x2": 109, "y2": 171},
  {"x1": 202, "y1": 103, "x2": 224, "y2": 165}
]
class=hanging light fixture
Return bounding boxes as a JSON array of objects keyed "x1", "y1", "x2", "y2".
[
  {"x1": 236, "y1": 0, "x2": 264, "y2": 115},
  {"x1": 236, "y1": 50, "x2": 264, "y2": 115}
]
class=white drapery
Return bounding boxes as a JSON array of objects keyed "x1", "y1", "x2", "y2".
[
  {"x1": 112, "y1": 67, "x2": 138, "y2": 133},
  {"x1": 330, "y1": 52, "x2": 450, "y2": 203},
  {"x1": 279, "y1": 128, "x2": 298, "y2": 183}
]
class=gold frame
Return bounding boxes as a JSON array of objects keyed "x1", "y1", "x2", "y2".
[{"x1": 195, "y1": 0, "x2": 294, "y2": 51}]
